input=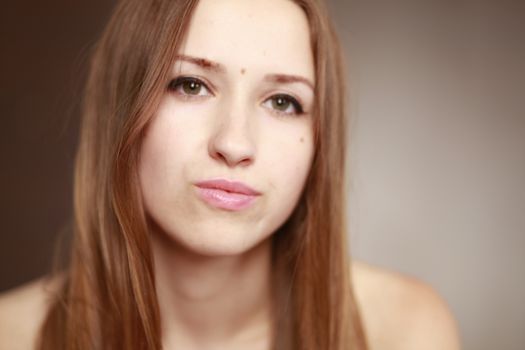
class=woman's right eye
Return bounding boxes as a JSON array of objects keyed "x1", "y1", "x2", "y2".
[{"x1": 167, "y1": 77, "x2": 212, "y2": 98}]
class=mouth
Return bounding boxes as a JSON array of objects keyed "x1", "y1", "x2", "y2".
[{"x1": 194, "y1": 178, "x2": 261, "y2": 211}]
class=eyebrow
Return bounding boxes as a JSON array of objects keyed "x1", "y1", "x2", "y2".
[
  {"x1": 174, "y1": 54, "x2": 225, "y2": 72},
  {"x1": 174, "y1": 54, "x2": 315, "y2": 91},
  {"x1": 264, "y1": 73, "x2": 314, "y2": 91}
]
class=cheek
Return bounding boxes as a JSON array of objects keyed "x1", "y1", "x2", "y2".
[
  {"x1": 139, "y1": 102, "x2": 207, "y2": 185},
  {"x1": 140, "y1": 123, "x2": 178, "y2": 196},
  {"x1": 138, "y1": 109, "x2": 198, "y2": 211},
  {"x1": 253, "y1": 130, "x2": 313, "y2": 243},
  {"x1": 262, "y1": 123, "x2": 314, "y2": 210}
]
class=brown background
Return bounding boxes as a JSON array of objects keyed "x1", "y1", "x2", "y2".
[
  {"x1": 0, "y1": 1, "x2": 114, "y2": 288},
  {"x1": 1, "y1": 1, "x2": 524, "y2": 350}
]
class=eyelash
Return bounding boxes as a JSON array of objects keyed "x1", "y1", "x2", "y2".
[{"x1": 166, "y1": 76, "x2": 305, "y2": 117}]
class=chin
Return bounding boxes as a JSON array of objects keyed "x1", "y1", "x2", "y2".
[
  {"x1": 159, "y1": 222, "x2": 272, "y2": 258},
  {"x1": 181, "y1": 239, "x2": 258, "y2": 257}
]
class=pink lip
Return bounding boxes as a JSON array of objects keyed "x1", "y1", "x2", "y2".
[{"x1": 194, "y1": 179, "x2": 261, "y2": 211}]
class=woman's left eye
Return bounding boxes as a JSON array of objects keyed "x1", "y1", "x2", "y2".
[
  {"x1": 262, "y1": 94, "x2": 304, "y2": 116},
  {"x1": 167, "y1": 77, "x2": 212, "y2": 97}
]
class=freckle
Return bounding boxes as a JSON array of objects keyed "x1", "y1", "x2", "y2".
[
  {"x1": 300, "y1": 137, "x2": 304, "y2": 143},
  {"x1": 241, "y1": 68, "x2": 246, "y2": 75}
]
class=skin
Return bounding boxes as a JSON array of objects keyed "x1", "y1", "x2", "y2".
[
  {"x1": 138, "y1": 0, "x2": 315, "y2": 348},
  {"x1": 0, "y1": 1, "x2": 462, "y2": 350},
  {"x1": 0, "y1": 263, "x2": 462, "y2": 350}
]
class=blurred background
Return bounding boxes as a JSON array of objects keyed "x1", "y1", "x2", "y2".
[{"x1": 1, "y1": 1, "x2": 524, "y2": 349}]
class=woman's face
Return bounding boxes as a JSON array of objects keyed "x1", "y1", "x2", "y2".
[{"x1": 139, "y1": 0, "x2": 315, "y2": 255}]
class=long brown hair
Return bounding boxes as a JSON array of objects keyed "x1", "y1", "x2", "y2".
[{"x1": 37, "y1": 0, "x2": 368, "y2": 349}]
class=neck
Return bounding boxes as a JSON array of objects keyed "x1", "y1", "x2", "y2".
[{"x1": 151, "y1": 229, "x2": 274, "y2": 349}]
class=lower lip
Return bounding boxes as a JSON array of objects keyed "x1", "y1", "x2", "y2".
[{"x1": 195, "y1": 187, "x2": 259, "y2": 211}]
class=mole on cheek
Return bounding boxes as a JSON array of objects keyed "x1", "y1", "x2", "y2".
[
  {"x1": 300, "y1": 137, "x2": 304, "y2": 143},
  {"x1": 241, "y1": 68, "x2": 246, "y2": 75}
]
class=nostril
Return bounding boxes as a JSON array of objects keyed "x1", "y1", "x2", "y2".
[{"x1": 208, "y1": 136, "x2": 255, "y2": 167}]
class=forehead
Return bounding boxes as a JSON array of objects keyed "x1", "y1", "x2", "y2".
[{"x1": 178, "y1": 0, "x2": 314, "y2": 81}]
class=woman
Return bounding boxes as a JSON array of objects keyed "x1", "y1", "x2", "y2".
[{"x1": 0, "y1": 0, "x2": 460, "y2": 349}]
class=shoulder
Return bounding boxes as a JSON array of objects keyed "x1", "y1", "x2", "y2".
[
  {"x1": 351, "y1": 261, "x2": 461, "y2": 350},
  {"x1": 0, "y1": 275, "x2": 62, "y2": 350}
]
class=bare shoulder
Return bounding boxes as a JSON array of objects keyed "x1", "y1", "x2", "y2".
[
  {"x1": 351, "y1": 261, "x2": 461, "y2": 350},
  {"x1": 0, "y1": 275, "x2": 63, "y2": 350}
]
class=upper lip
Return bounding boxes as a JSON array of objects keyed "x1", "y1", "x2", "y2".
[{"x1": 194, "y1": 178, "x2": 261, "y2": 196}]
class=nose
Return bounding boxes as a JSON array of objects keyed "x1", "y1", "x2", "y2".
[{"x1": 208, "y1": 102, "x2": 256, "y2": 168}]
